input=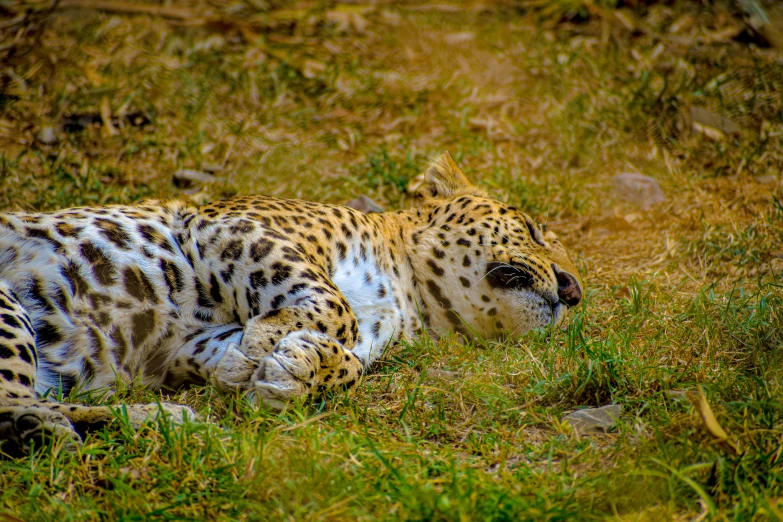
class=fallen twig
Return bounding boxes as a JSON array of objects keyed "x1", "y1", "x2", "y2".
[
  {"x1": 687, "y1": 386, "x2": 741, "y2": 456},
  {"x1": 57, "y1": 0, "x2": 202, "y2": 20}
]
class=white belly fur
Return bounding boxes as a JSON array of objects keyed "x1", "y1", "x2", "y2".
[{"x1": 331, "y1": 248, "x2": 400, "y2": 367}]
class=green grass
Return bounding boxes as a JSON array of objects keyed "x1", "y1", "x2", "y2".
[{"x1": 1, "y1": 0, "x2": 783, "y2": 519}]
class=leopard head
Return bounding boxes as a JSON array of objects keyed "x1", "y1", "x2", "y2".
[{"x1": 409, "y1": 152, "x2": 583, "y2": 338}]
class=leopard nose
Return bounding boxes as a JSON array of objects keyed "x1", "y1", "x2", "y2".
[{"x1": 552, "y1": 264, "x2": 582, "y2": 307}]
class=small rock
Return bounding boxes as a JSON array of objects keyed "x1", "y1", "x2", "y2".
[
  {"x1": 63, "y1": 113, "x2": 103, "y2": 133},
  {"x1": 563, "y1": 404, "x2": 622, "y2": 434},
  {"x1": 35, "y1": 126, "x2": 59, "y2": 145},
  {"x1": 380, "y1": 10, "x2": 401, "y2": 25},
  {"x1": 173, "y1": 169, "x2": 217, "y2": 189},
  {"x1": 424, "y1": 369, "x2": 459, "y2": 382},
  {"x1": 345, "y1": 195, "x2": 384, "y2": 213},
  {"x1": 613, "y1": 173, "x2": 666, "y2": 210},
  {"x1": 444, "y1": 32, "x2": 475, "y2": 45}
]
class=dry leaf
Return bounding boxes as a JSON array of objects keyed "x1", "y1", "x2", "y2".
[
  {"x1": 380, "y1": 10, "x2": 401, "y2": 25},
  {"x1": 406, "y1": 173, "x2": 426, "y2": 195},
  {"x1": 669, "y1": 14, "x2": 695, "y2": 34},
  {"x1": 59, "y1": 0, "x2": 198, "y2": 19},
  {"x1": 762, "y1": 6, "x2": 783, "y2": 49},
  {"x1": 83, "y1": 64, "x2": 103, "y2": 87},
  {"x1": 0, "y1": 13, "x2": 25, "y2": 30},
  {"x1": 269, "y1": 9, "x2": 309, "y2": 22},
  {"x1": 699, "y1": 24, "x2": 744, "y2": 44},
  {"x1": 690, "y1": 107, "x2": 741, "y2": 134},
  {"x1": 173, "y1": 170, "x2": 217, "y2": 189},
  {"x1": 613, "y1": 9, "x2": 638, "y2": 32},
  {"x1": 243, "y1": 47, "x2": 267, "y2": 68},
  {"x1": 100, "y1": 96, "x2": 118, "y2": 137},
  {"x1": 689, "y1": 106, "x2": 741, "y2": 142},
  {"x1": 302, "y1": 59, "x2": 326, "y2": 79},
  {"x1": 692, "y1": 122, "x2": 726, "y2": 141},
  {"x1": 686, "y1": 386, "x2": 741, "y2": 455},
  {"x1": 0, "y1": 119, "x2": 14, "y2": 139},
  {"x1": 747, "y1": 3, "x2": 783, "y2": 49},
  {"x1": 326, "y1": 6, "x2": 372, "y2": 34},
  {"x1": 444, "y1": 32, "x2": 475, "y2": 45},
  {"x1": 407, "y1": 4, "x2": 461, "y2": 13}
]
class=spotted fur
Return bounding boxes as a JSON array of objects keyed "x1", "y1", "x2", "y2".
[{"x1": 0, "y1": 152, "x2": 582, "y2": 455}]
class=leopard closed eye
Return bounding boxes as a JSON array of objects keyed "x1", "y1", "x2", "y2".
[{"x1": 0, "y1": 152, "x2": 582, "y2": 456}]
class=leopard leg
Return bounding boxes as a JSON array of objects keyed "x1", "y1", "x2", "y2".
[
  {"x1": 49, "y1": 401, "x2": 193, "y2": 433},
  {"x1": 0, "y1": 281, "x2": 193, "y2": 457},
  {"x1": 0, "y1": 281, "x2": 81, "y2": 456}
]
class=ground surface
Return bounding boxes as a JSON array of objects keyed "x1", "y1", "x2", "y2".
[{"x1": 1, "y1": 0, "x2": 782, "y2": 520}]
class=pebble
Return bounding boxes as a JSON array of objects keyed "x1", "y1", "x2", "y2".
[
  {"x1": 563, "y1": 404, "x2": 622, "y2": 434},
  {"x1": 613, "y1": 173, "x2": 666, "y2": 210},
  {"x1": 35, "y1": 126, "x2": 59, "y2": 145}
]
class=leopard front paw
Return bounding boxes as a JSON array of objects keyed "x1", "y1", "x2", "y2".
[{"x1": 246, "y1": 331, "x2": 363, "y2": 410}]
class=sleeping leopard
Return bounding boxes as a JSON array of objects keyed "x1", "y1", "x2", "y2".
[{"x1": 0, "y1": 152, "x2": 582, "y2": 456}]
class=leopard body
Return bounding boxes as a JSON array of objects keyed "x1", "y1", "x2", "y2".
[{"x1": 0, "y1": 153, "x2": 582, "y2": 456}]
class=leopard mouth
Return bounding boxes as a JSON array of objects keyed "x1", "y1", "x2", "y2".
[
  {"x1": 486, "y1": 260, "x2": 560, "y2": 307},
  {"x1": 550, "y1": 300, "x2": 567, "y2": 326},
  {"x1": 533, "y1": 292, "x2": 567, "y2": 326}
]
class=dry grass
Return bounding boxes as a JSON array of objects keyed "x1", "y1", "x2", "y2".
[{"x1": 1, "y1": 0, "x2": 783, "y2": 519}]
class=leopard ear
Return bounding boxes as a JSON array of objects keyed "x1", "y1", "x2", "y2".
[{"x1": 424, "y1": 152, "x2": 486, "y2": 199}]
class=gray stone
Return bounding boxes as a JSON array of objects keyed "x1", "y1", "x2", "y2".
[
  {"x1": 35, "y1": 126, "x2": 59, "y2": 145},
  {"x1": 424, "y1": 369, "x2": 459, "y2": 382},
  {"x1": 613, "y1": 173, "x2": 666, "y2": 210},
  {"x1": 563, "y1": 404, "x2": 622, "y2": 434},
  {"x1": 756, "y1": 175, "x2": 779, "y2": 185}
]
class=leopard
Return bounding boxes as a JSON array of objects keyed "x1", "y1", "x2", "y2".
[{"x1": 0, "y1": 152, "x2": 582, "y2": 457}]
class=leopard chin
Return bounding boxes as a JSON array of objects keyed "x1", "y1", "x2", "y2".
[{"x1": 499, "y1": 290, "x2": 563, "y2": 336}]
